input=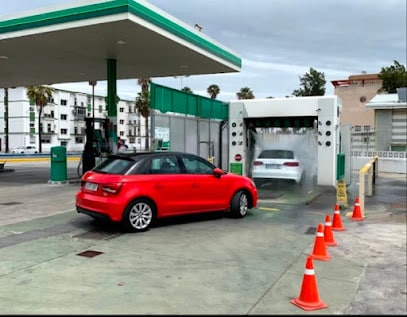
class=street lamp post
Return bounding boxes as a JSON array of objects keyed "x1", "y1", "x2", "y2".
[
  {"x1": 4, "y1": 88, "x2": 9, "y2": 153},
  {"x1": 89, "y1": 80, "x2": 97, "y2": 128}
]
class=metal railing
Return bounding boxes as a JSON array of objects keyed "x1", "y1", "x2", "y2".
[{"x1": 358, "y1": 156, "x2": 378, "y2": 216}]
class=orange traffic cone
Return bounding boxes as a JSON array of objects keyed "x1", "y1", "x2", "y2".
[
  {"x1": 332, "y1": 203, "x2": 346, "y2": 231},
  {"x1": 290, "y1": 256, "x2": 328, "y2": 311},
  {"x1": 324, "y1": 214, "x2": 338, "y2": 247},
  {"x1": 351, "y1": 197, "x2": 364, "y2": 221},
  {"x1": 310, "y1": 224, "x2": 331, "y2": 261}
]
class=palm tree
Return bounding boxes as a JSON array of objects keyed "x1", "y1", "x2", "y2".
[
  {"x1": 136, "y1": 78, "x2": 151, "y2": 150},
  {"x1": 207, "y1": 84, "x2": 220, "y2": 99},
  {"x1": 181, "y1": 86, "x2": 193, "y2": 94},
  {"x1": 236, "y1": 87, "x2": 255, "y2": 99},
  {"x1": 26, "y1": 85, "x2": 55, "y2": 153}
]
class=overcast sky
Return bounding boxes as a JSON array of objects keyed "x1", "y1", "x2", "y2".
[{"x1": 1, "y1": 0, "x2": 406, "y2": 101}]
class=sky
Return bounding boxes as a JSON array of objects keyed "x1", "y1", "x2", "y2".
[{"x1": 1, "y1": 0, "x2": 406, "y2": 102}]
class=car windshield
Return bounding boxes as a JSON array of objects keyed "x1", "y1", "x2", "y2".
[
  {"x1": 259, "y1": 150, "x2": 294, "y2": 159},
  {"x1": 93, "y1": 157, "x2": 136, "y2": 175}
]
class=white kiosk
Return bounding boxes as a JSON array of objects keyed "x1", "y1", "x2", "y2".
[{"x1": 228, "y1": 96, "x2": 342, "y2": 187}]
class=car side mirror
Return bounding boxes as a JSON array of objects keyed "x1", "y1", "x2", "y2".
[{"x1": 213, "y1": 167, "x2": 224, "y2": 178}]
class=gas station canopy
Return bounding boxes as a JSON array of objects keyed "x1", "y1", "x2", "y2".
[{"x1": 0, "y1": 0, "x2": 241, "y2": 88}]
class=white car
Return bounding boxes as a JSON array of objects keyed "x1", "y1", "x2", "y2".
[
  {"x1": 252, "y1": 149, "x2": 304, "y2": 185},
  {"x1": 11, "y1": 145, "x2": 38, "y2": 154}
]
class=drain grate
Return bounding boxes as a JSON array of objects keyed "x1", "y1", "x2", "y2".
[
  {"x1": 305, "y1": 226, "x2": 316, "y2": 235},
  {"x1": 76, "y1": 250, "x2": 103, "y2": 258},
  {"x1": 0, "y1": 202, "x2": 22, "y2": 206}
]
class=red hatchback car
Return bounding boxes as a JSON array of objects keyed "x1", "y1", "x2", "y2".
[{"x1": 76, "y1": 151, "x2": 258, "y2": 232}]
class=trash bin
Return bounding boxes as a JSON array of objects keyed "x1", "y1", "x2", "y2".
[{"x1": 50, "y1": 146, "x2": 67, "y2": 182}]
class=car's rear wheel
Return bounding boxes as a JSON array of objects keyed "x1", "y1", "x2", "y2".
[
  {"x1": 122, "y1": 199, "x2": 156, "y2": 232},
  {"x1": 230, "y1": 190, "x2": 249, "y2": 218}
]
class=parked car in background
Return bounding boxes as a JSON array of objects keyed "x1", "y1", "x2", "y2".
[
  {"x1": 252, "y1": 148, "x2": 304, "y2": 185},
  {"x1": 76, "y1": 151, "x2": 258, "y2": 232},
  {"x1": 10, "y1": 145, "x2": 38, "y2": 154}
]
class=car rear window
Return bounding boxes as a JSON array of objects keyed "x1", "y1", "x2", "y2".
[
  {"x1": 259, "y1": 150, "x2": 294, "y2": 159},
  {"x1": 93, "y1": 157, "x2": 136, "y2": 175}
]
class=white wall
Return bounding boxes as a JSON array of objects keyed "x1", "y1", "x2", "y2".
[{"x1": 351, "y1": 152, "x2": 406, "y2": 174}]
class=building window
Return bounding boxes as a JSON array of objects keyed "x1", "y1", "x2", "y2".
[
  {"x1": 61, "y1": 114, "x2": 67, "y2": 120},
  {"x1": 61, "y1": 129, "x2": 68, "y2": 135},
  {"x1": 61, "y1": 141, "x2": 68, "y2": 146},
  {"x1": 120, "y1": 131, "x2": 124, "y2": 136},
  {"x1": 75, "y1": 137, "x2": 84, "y2": 143},
  {"x1": 99, "y1": 105, "x2": 103, "y2": 113},
  {"x1": 119, "y1": 119, "x2": 124, "y2": 124},
  {"x1": 61, "y1": 99, "x2": 67, "y2": 106},
  {"x1": 363, "y1": 125, "x2": 370, "y2": 131},
  {"x1": 354, "y1": 125, "x2": 361, "y2": 132},
  {"x1": 119, "y1": 107, "x2": 124, "y2": 112}
]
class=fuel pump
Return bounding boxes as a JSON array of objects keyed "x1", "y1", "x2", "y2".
[{"x1": 81, "y1": 117, "x2": 111, "y2": 175}]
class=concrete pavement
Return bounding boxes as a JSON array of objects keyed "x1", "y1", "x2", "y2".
[{"x1": 0, "y1": 162, "x2": 405, "y2": 314}]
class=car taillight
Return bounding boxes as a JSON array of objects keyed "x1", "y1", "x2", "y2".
[
  {"x1": 101, "y1": 183, "x2": 123, "y2": 195},
  {"x1": 284, "y1": 162, "x2": 299, "y2": 167},
  {"x1": 253, "y1": 161, "x2": 263, "y2": 166}
]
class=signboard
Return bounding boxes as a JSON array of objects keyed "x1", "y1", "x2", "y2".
[
  {"x1": 154, "y1": 127, "x2": 170, "y2": 149},
  {"x1": 230, "y1": 163, "x2": 243, "y2": 175},
  {"x1": 336, "y1": 179, "x2": 348, "y2": 208}
]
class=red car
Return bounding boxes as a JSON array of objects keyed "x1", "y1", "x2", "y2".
[{"x1": 76, "y1": 151, "x2": 258, "y2": 232}]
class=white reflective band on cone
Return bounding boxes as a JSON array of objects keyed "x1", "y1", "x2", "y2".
[
  {"x1": 316, "y1": 232, "x2": 323, "y2": 237},
  {"x1": 304, "y1": 268, "x2": 315, "y2": 275}
]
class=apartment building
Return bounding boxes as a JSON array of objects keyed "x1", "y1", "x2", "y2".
[
  {"x1": 332, "y1": 73, "x2": 383, "y2": 131},
  {"x1": 0, "y1": 87, "x2": 147, "y2": 153}
]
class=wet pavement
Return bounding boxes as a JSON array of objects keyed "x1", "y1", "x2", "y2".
[{"x1": 0, "y1": 161, "x2": 405, "y2": 314}]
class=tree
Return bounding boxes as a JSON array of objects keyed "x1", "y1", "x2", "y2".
[
  {"x1": 236, "y1": 87, "x2": 255, "y2": 99},
  {"x1": 26, "y1": 85, "x2": 55, "y2": 153},
  {"x1": 136, "y1": 78, "x2": 151, "y2": 151},
  {"x1": 181, "y1": 86, "x2": 193, "y2": 94},
  {"x1": 207, "y1": 84, "x2": 220, "y2": 99},
  {"x1": 292, "y1": 67, "x2": 326, "y2": 96},
  {"x1": 378, "y1": 60, "x2": 407, "y2": 93}
]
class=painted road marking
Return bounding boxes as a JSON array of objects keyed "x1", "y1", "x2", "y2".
[
  {"x1": 2, "y1": 157, "x2": 80, "y2": 162},
  {"x1": 258, "y1": 207, "x2": 280, "y2": 211}
]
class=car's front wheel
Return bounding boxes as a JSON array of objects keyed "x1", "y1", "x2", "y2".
[
  {"x1": 230, "y1": 190, "x2": 249, "y2": 218},
  {"x1": 122, "y1": 199, "x2": 156, "y2": 232}
]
